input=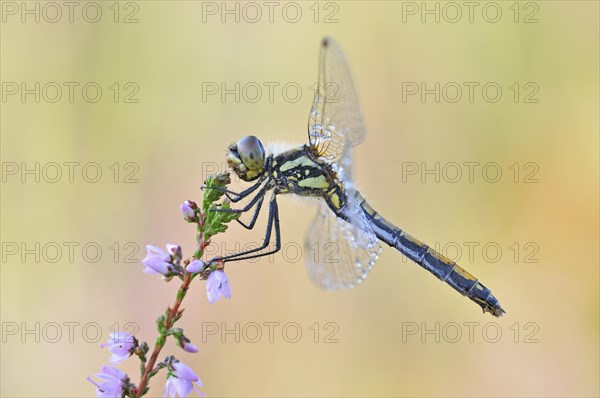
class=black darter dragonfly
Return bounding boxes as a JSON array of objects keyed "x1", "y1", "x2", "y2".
[{"x1": 209, "y1": 38, "x2": 505, "y2": 317}]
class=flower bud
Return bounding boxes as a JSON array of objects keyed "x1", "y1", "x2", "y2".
[
  {"x1": 186, "y1": 259, "x2": 205, "y2": 273},
  {"x1": 180, "y1": 201, "x2": 198, "y2": 222},
  {"x1": 182, "y1": 339, "x2": 199, "y2": 353}
]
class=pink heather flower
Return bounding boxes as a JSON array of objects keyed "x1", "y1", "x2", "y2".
[
  {"x1": 142, "y1": 245, "x2": 173, "y2": 275},
  {"x1": 100, "y1": 332, "x2": 137, "y2": 364},
  {"x1": 206, "y1": 270, "x2": 231, "y2": 304},
  {"x1": 87, "y1": 366, "x2": 127, "y2": 398},
  {"x1": 186, "y1": 260, "x2": 204, "y2": 273},
  {"x1": 164, "y1": 361, "x2": 203, "y2": 398},
  {"x1": 180, "y1": 201, "x2": 198, "y2": 222}
]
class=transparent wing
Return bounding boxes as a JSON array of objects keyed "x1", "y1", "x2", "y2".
[
  {"x1": 304, "y1": 188, "x2": 381, "y2": 291},
  {"x1": 308, "y1": 37, "x2": 366, "y2": 161}
]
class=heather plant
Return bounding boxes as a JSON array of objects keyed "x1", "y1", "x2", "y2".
[{"x1": 88, "y1": 173, "x2": 238, "y2": 398}]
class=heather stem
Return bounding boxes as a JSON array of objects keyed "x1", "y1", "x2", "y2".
[{"x1": 135, "y1": 272, "x2": 192, "y2": 397}]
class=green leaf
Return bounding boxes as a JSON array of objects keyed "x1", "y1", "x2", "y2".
[
  {"x1": 202, "y1": 173, "x2": 232, "y2": 212},
  {"x1": 156, "y1": 315, "x2": 166, "y2": 334},
  {"x1": 201, "y1": 182, "x2": 240, "y2": 242}
]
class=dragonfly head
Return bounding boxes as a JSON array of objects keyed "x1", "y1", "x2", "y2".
[{"x1": 227, "y1": 135, "x2": 266, "y2": 182}]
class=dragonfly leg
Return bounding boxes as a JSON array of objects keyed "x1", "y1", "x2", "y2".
[
  {"x1": 212, "y1": 184, "x2": 269, "y2": 214},
  {"x1": 207, "y1": 193, "x2": 281, "y2": 264},
  {"x1": 202, "y1": 179, "x2": 263, "y2": 203},
  {"x1": 235, "y1": 191, "x2": 265, "y2": 230}
]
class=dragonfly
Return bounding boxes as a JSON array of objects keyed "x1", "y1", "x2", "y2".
[{"x1": 208, "y1": 38, "x2": 505, "y2": 317}]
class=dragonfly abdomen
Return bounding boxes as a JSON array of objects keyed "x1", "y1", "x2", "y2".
[{"x1": 354, "y1": 192, "x2": 505, "y2": 317}]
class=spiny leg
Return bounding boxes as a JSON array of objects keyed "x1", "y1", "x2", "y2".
[
  {"x1": 208, "y1": 181, "x2": 266, "y2": 228},
  {"x1": 228, "y1": 196, "x2": 281, "y2": 262},
  {"x1": 221, "y1": 196, "x2": 281, "y2": 263},
  {"x1": 202, "y1": 178, "x2": 264, "y2": 203},
  {"x1": 208, "y1": 194, "x2": 281, "y2": 264},
  {"x1": 235, "y1": 192, "x2": 265, "y2": 230},
  {"x1": 212, "y1": 184, "x2": 269, "y2": 216}
]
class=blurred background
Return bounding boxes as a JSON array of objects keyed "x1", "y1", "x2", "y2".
[{"x1": 1, "y1": 1, "x2": 598, "y2": 397}]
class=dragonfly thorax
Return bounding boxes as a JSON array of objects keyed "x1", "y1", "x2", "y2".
[{"x1": 270, "y1": 146, "x2": 348, "y2": 213}]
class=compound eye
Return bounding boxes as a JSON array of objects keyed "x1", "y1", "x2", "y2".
[{"x1": 237, "y1": 135, "x2": 265, "y2": 172}]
